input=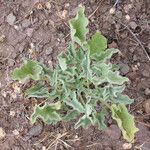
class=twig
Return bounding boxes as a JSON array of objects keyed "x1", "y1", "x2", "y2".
[
  {"x1": 88, "y1": 0, "x2": 103, "y2": 19},
  {"x1": 113, "y1": 0, "x2": 120, "y2": 7},
  {"x1": 119, "y1": 22, "x2": 150, "y2": 62},
  {"x1": 136, "y1": 120, "x2": 150, "y2": 128}
]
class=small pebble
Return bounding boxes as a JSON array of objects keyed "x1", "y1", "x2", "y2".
[
  {"x1": 0, "y1": 127, "x2": 6, "y2": 139},
  {"x1": 6, "y1": 13, "x2": 16, "y2": 25},
  {"x1": 129, "y1": 21, "x2": 137, "y2": 30},
  {"x1": 142, "y1": 70, "x2": 150, "y2": 77},
  {"x1": 122, "y1": 143, "x2": 132, "y2": 149},
  {"x1": 143, "y1": 100, "x2": 150, "y2": 114},
  {"x1": 145, "y1": 88, "x2": 150, "y2": 96}
]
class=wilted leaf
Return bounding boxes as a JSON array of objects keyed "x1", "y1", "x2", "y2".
[
  {"x1": 12, "y1": 60, "x2": 43, "y2": 82},
  {"x1": 31, "y1": 102, "x2": 61, "y2": 124},
  {"x1": 69, "y1": 6, "x2": 89, "y2": 46},
  {"x1": 25, "y1": 83, "x2": 49, "y2": 98},
  {"x1": 111, "y1": 104, "x2": 139, "y2": 142},
  {"x1": 88, "y1": 31, "x2": 107, "y2": 55},
  {"x1": 107, "y1": 71, "x2": 129, "y2": 85}
]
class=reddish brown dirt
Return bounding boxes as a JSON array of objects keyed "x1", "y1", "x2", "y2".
[{"x1": 0, "y1": 0, "x2": 150, "y2": 150}]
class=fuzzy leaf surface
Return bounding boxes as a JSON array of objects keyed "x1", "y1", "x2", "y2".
[
  {"x1": 88, "y1": 31, "x2": 107, "y2": 55},
  {"x1": 69, "y1": 6, "x2": 89, "y2": 45},
  {"x1": 12, "y1": 60, "x2": 43, "y2": 82},
  {"x1": 25, "y1": 83, "x2": 49, "y2": 98},
  {"x1": 31, "y1": 102, "x2": 61, "y2": 124}
]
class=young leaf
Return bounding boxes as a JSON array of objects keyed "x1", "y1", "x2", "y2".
[
  {"x1": 25, "y1": 83, "x2": 49, "y2": 98},
  {"x1": 111, "y1": 104, "x2": 139, "y2": 143},
  {"x1": 31, "y1": 102, "x2": 61, "y2": 124},
  {"x1": 69, "y1": 6, "x2": 89, "y2": 46},
  {"x1": 88, "y1": 31, "x2": 107, "y2": 55},
  {"x1": 12, "y1": 60, "x2": 43, "y2": 82}
]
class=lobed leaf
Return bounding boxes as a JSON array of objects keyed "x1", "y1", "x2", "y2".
[
  {"x1": 25, "y1": 83, "x2": 50, "y2": 98},
  {"x1": 111, "y1": 104, "x2": 139, "y2": 142},
  {"x1": 31, "y1": 102, "x2": 61, "y2": 124},
  {"x1": 12, "y1": 60, "x2": 43, "y2": 82},
  {"x1": 69, "y1": 6, "x2": 89, "y2": 46},
  {"x1": 88, "y1": 31, "x2": 107, "y2": 55}
]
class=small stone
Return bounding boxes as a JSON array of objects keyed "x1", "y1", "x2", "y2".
[
  {"x1": 115, "y1": 11, "x2": 122, "y2": 19},
  {"x1": 22, "y1": 19, "x2": 31, "y2": 28},
  {"x1": 0, "y1": 35, "x2": 6, "y2": 43},
  {"x1": 26, "y1": 124, "x2": 43, "y2": 138},
  {"x1": 10, "y1": 110, "x2": 16, "y2": 117},
  {"x1": 105, "y1": 125, "x2": 121, "y2": 140},
  {"x1": 104, "y1": 147, "x2": 112, "y2": 150},
  {"x1": 143, "y1": 100, "x2": 150, "y2": 114},
  {"x1": 45, "y1": 47, "x2": 53, "y2": 55},
  {"x1": 109, "y1": 7, "x2": 116, "y2": 14},
  {"x1": 119, "y1": 63, "x2": 130, "y2": 75},
  {"x1": 125, "y1": 15, "x2": 130, "y2": 21},
  {"x1": 129, "y1": 21, "x2": 137, "y2": 30},
  {"x1": 6, "y1": 13, "x2": 16, "y2": 25},
  {"x1": 45, "y1": 2, "x2": 51, "y2": 10},
  {"x1": 0, "y1": 127, "x2": 6, "y2": 139},
  {"x1": 133, "y1": 55, "x2": 138, "y2": 61},
  {"x1": 7, "y1": 59, "x2": 15, "y2": 67},
  {"x1": 108, "y1": 41, "x2": 118, "y2": 48},
  {"x1": 12, "y1": 129, "x2": 19, "y2": 136},
  {"x1": 145, "y1": 88, "x2": 150, "y2": 96},
  {"x1": 142, "y1": 70, "x2": 150, "y2": 77},
  {"x1": 122, "y1": 143, "x2": 132, "y2": 149},
  {"x1": 25, "y1": 28, "x2": 34, "y2": 37}
]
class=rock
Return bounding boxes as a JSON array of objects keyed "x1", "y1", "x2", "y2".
[
  {"x1": 129, "y1": 21, "x2": 137, "y2": 30},
  {"x1": 115, "y1": 11, "x2": 122, "y2": 19},
  {"x1": 143, "y1": 100, "x2": 150, "y2": 114},
  {"x1": 6, "y1": 13, "x2": 16, "y2": 25},
  {"x1": 119, "y1": 63, "x2": 130, "y2": 75},
  {"x1": 25, "y1": 28, "x2": 34, "y2": 37},
  {"x1": 133, "y1": 55, "x2": 138, "y2": 61},
  {"x1": 145, "y1": 88, "x2": 150, "y2": 96},
  {"x1": 22, "y1": 19, "x2": 31, "y2": 28},
  {"x1": 142, "y1": 70, "x2": 150, "y2": 77},
  {"x1": 0, "y1": 127, "x2": 6, "y2": 139},
  {"x1": 104, "y1": 147, "x2": 112, "y2": 150},
  {"x1": 122, "y1": 143, "x2": 132, "y2": 149},
  {"x1": 45, "y1": 47, "x2": 53, "y2": 55},
  {"x1": 26, "y1": 124, "x2": 43, "y2": 138},
  {"x1": 108, "y1": 41, "x2": 118, "y2": 48},
  {"x1": 105, "y1": 125, "x2": 121, "y2": 140},
  {"x1": 7, "y1": 59, "x2": 15, "y2": 67}
]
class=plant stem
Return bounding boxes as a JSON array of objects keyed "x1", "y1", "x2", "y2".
[{"x1": 99, "y1": 99, "x2": 111, "y2": 110}]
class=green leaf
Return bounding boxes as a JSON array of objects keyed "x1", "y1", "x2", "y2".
[
  {"x1": 12, "y1": 60, "x2": 43, "y2": 82},
  {"x1": 115, "y1": 94, "x2": 134, "y2": 105},
  {"x1": 111, "y1": 104, "x2": 139, "y2": 142},
  {"x1": 65, "y1": 92, "x2": 85, "y2": 113},
  {"x1": 107, "y1": 71, "x2": 129, "y2": 85},
  {"x1": 31, "y1": 102, "x2": 61, "y2": 124},
  {"x1": 58, "y1": 56, "x2": 67, "y2": 71},
  {"x1": 91, "y1": 48, "x2": 119, "y2": 62},
  {"x1": 88, "y1": 31, "x2": 107, "y2": 55},
  {"x1": 69, "y1": 6, "x2": 89, "y2": 46},
  {"x1": 63, "y1": 110, "x2": 79, "y2": 121},
  {"x1": 93, "y1": 109, "x2": 108, "y2": 130},
  {"x1": 81, "y1": 51, "x2": 92, "y2": 79},
  {"x1": 25, "y1": 83, "x2": 49, "y2": 98},
  {"x1": 75, "y1": 115, "x2": 92, "y2": 129}
]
